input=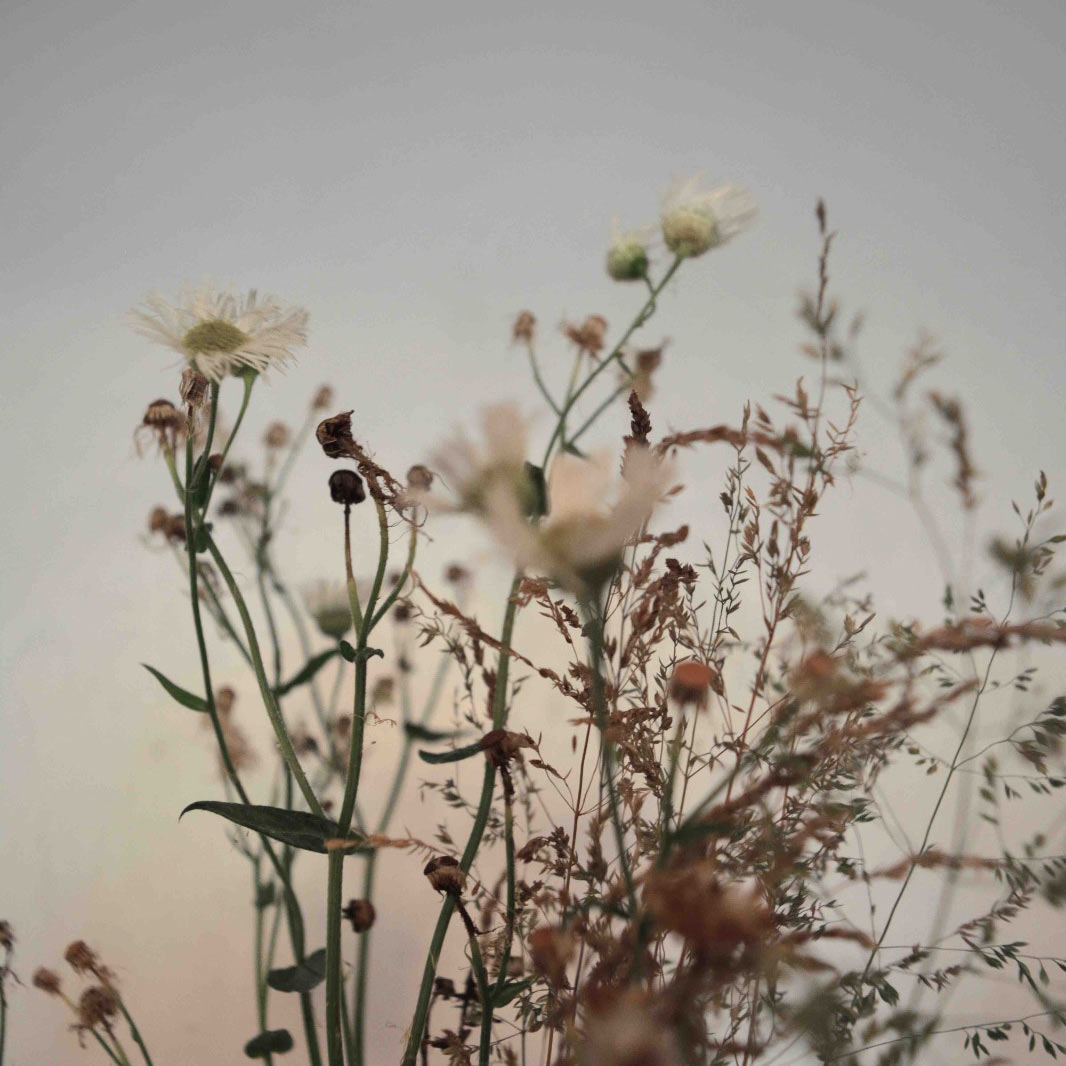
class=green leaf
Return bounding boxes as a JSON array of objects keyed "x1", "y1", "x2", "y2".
[
  {"x1": 491, "y1": 977, "x2": 535, "y2": 1007},
  {"x1": 180, "y1": 801, "x2": 364, "y2": 854},
  {"x1": 404, "y1": 723, "x2": 465, "y2": 743},
  {"x1": 274, "y1": 648, "x2": 340, "y2": 698},
  {"x1": 142, "y1": 664, "x2": 208, "y2": 713},
  {"x1": 244, "y1": 1029, "x2": 294, "y2": 1057},
  {"x1": 418, "y1": 739, "x2": 485, "y2": 765},
  {"x1": 267, "y1": 948, "x2": 327, "y2": 993},
  {"x1": 338, "y1": 641, "x2": 384, "y2": 664}
]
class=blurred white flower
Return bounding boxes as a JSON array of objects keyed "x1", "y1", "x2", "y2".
[
  {"x1": 485, "y1": 446, "x2": 673, "y2": 595},
  {"x1": 605, "y1": 220, "x2": 651, "y2": 282},
  {"x1": 303, "y1": 580, "x2": 356, "y2": 639},
  {"x1": 414, "y1": 402, "x2": 534, "y2": 515},
  {"x1": 661, "y1": 176, "x2": 757, "y2": 258},
  {"x1": 130, "y1": 284, "x2": 309, "y2": 381},
  {"x1": 582, "y1": 990, "x2": 683, "y2": 1066}
]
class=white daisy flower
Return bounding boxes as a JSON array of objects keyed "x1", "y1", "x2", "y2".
[
  {"x1": 661, "y1": 176, "x2": 757, "y2": 258},
  {"x1": 130, "y1": 284, "x2": 309, "y2": 381},
  {"x1": 605, "y1": 219, "x2": 651, "y2": 282},
  {"x1": 484, "y1": 445, "x2": 673, "y2": 595},
  {"x1": 414, "y1": 402, "x2": 534, "y2": 515}
]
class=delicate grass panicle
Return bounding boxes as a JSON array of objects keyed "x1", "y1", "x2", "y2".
[{"x1": 13, "y1": 182, "x2": 1066, "y2": 1066}]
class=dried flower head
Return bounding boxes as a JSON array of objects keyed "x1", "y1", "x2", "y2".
[
  {"x1": 480, "y1": 729, "x2": 535, "y2": 768},
  {"x1": 661, "y1": 176, "x2": 757, "y2": 258},
  {"x1": 606, "y1": 222, "x2": 651, "y2": 282},
  {"x1": 32, "y1": 967, "x2": 62, "y2": 995},
  {"x1": 179, "y1": 367, "x2": 210, "y2": 410},
  {"x1": 483, "y1": 446, "x2": 673, "y2": 594},
  {"x1": 303, "y1": 581, "x2": 355, "y2": 639},
  {"x1": 64, "y1": 941, "x2": 100, "y2": 976},
  {"x1": 130, "y1": 284, "x2": 308, "y2": 382},
  {"x1": 668, "y1": 660, "x2": 716, "y2": 708},
  {"x1": 424, "y1": 855, "x2": 466, "y2": 895},
  {"x1": 562, "y1": 314, "x2": 608, "y2": 355},
  {"x1": 512, "y1": 310, "x2": 536, "y2": 344},
  {"x1": 264, "y1": 421, "x2": 291, "y2": 449},
  {"x1": 147, "y1": 506, "x2": 169, "y2": 535},
  {"x1": 76, "y1": 984, "x2": 120, "y2": 1031},
  {"x1": 444, "y1": 564, "x2": 470, "y2": 585},
  {"x1": 342, "y1": 899, "x2": 377, "y2": 933},
  {"x1": 329, "y1": 469, "x2": 366, "y2": 506},
  {"x1": 312, "y1": 384, "x2": 334, "y2": 410},
  {"x1": 406, "y1": 464, "x2": 434, "y2": 492}
]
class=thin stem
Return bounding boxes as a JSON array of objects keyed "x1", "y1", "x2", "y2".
[
  {"x1": 401, "y1": 573, "x2": 523, "y2": 1066},
  {"x1": 117, "y1": 1000, "x2": 155, "y2": 1066}
]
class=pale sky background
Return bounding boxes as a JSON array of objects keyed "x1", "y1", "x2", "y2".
[{"x1": 2, "y1": 1, "x2": 1066, "y2": 1063}]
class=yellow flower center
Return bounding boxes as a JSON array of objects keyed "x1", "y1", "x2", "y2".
[{"x1": 183, "y1": 319, "x2": 248, "y2": 354}]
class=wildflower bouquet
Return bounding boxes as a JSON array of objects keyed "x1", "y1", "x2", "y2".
[{"x1": 8, "y1": 180, "x2": 1066, "y2": 1066}]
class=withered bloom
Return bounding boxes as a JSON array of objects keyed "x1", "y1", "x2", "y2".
[
  {"x1": 562, "y1": 314, "x2": 608, "y2": 355},
  {"x1": 76, "y1": 984, "x2": 120, "y2": 1032},
  {"x1": 329, "y1": 469, "x2": 366, "y2": 506},
  {"x1": 480, "y1": 729, "x2": 534, "y2": 768},
  {"x1": 32, "y1": 967, "x2": 62, "y2": 995},
  {"x1": 64, "y1": 941, "x2": 100, "y2": 977},
  {"x1": 423, "y1": 856, "x2": 466, "y2": 895},
  {"x1": 342, "y1": 899, "x2": 376, "y2": 933},
  {"x1": 406, "y1": 464, "x2": 434, "y2": 492},
  {"x1": 179, "y1": 367, "x2": 210, "y2": 410}
]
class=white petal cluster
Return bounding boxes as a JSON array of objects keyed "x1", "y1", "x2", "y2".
[
  {"x1": 661, "y1": 176, "x2": 757, "y2": 258},
  {"x1": 130, "y1": 284, "x2": 309, "y2": 381},
  {"x1": 302, "y1": 580, "x2": 356, "y2": 639},
  {"x1": 605, "y1": 220, "x2": 651, "y2": 282}
]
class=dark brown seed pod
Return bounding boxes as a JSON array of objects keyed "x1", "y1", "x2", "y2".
[
  {"x1": 341, "y1": 899, "x2": 376, "y2": 933},
  {"x1": 329, "y1": 469, "x2": 366, "y2": 506},
  {"x1": 423, "y1": 855, "x2": 465, "y2": 895}
]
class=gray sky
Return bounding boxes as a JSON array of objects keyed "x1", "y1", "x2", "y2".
[{"x1": 2, "y1": 1, "x2": 1065, "y2": 1062}]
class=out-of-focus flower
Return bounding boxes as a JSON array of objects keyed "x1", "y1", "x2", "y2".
[
  {"x1": 581, "y1": 989, "x2": 683, "y2": 1066},
  {"x1": 484, "y1": 446, "x2": 673, "y2": 595},
  {"x1": 606, "y1": 222, "x2": 650, "y2": 282},
  {"x1": 661, "y1": 177, "x2": 756, "y2": 259},
  {"x1": 130, "y1": 284, "x2": 308, "y2": 381},
  {"x1": 303, "y1": 580, "x2": 355, "y2": 639},
  {"x1": 668, "y1": 659, "x2": 717, "y2": 708},
  {"x1": 264, "y1": 421, "x2": 291, "y2": 449},
  {"x1": 414, "y1": 403, "x2": 533, "y2": 515},
  {"x1": 562, "y1": 314, "x2": 608, "y2": 355},
  {"x1": 511, "y1": 310, "x2": 536, "y2": 344}
]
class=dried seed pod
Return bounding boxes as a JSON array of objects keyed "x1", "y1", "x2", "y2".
[
  {"x1": 32, "y1": 968, "x2": 62, "y2": 995},
  {"x1": 406, "y1": 464, "x2": 433, "y2": 492},
  {"x1": 179, "y1": 368, "x2": 209, "y2": 410},
  {"x1": 341, "y1": 899, "x2": 376, "y2": 933},
  {"x1": 329, "y1": 469, "x2": 366, "y2": 506},
  {"x1": 423, "y1": 855, "x2": 465, "y2": 895}
]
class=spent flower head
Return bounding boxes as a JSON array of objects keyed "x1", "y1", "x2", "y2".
[
  {"x1": 130, "y1": 284, "x2": 308, "y2": 382},
  {"x1": 661, "y1": 176, "x2": 757, "y2": 258}
]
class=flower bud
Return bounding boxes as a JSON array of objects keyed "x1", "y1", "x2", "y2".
[
  {"x1": 329, "y1": 469, "x2": 366, "y2": 506},
  {"x1": 342, "y1": 899, "x2": 376, "y2": 933},
  {"x1": 606, "y1": 228, "x2": 649, "y2": 282},
  {"x1": 424, "y1": 855, "x2": 465, "y2": 895}
]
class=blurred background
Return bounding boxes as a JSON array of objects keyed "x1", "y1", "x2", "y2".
[{"x1": 2, "y1": 0, "x2": 1065, "y2": 1062}]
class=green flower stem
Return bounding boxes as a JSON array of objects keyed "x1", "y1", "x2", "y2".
[
  {"x1": 541, "y1": 256, "x2": 681, "y2": 467},
  {"x1": 370, "y1": 524, "x2": 417, "y2": 629},
  {"x1": 339, "y1": 966, "x2": 356, "y2": 1066},
  {"x1": 466, "y1": 918, "x2": 492, "y2": 1066},
  {"x1": 581, "y1": 596, "x2": 638, "y2": 917},
  {"x1": 523, "y1": 340, "x2": 562, "y2": 415},
  {"x1": 203, "y1": 534, "x2": 324, "y2": 817},
  {"x1": 0, "y1": 952, "x2": 8, "y2": 1066},
  {"x1": 326, "y1": 501, "x2": 391, "y2": 1066},
  {"x1": 253, "y1": 865, "x2": 274, "y2": 1066},
  {"x1": 117, "y1": 999, "x2": 155, "y2": 1066},
  {"x1": 182, "y1": 444, "x2": 322, "y2": 1066},
  {"x1": 161, "y1": 445, "x2": 185, "y2": 502},
  {"x1": 202, "y1": 372, "x2": 254, "y2": 513},
  {"x1": 89, "y1": 1028, "x2": 126, "y2": 1066},
  {"x1": 401, "y1": 573, "x2": 523, "y2": 1066}
]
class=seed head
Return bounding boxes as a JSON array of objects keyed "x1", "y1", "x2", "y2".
[
  {"x1": 329, "y1": 469, "x2": 366, "y2": 506},
  {"x1": 264, "y1": 421, "x2": 291, "y2": 449},
  {"x1": 668, "y1": 660, "x2": 717, "y2": 708},
  {"x1": 32, "y1": 967, "x2": 62, "y2": 995},
  {"x1": 76, "y1": 984, "x2": 120, "y2": 1030},
  {"x1": 423, "y1": 855, "x2": 465, "y2": 895},
  {"x1": 512, "y1": 311, "x2": 536, "y2": 344},
  {"x1": 406, "y1": 464, "x2": 434, "y2": 492},
  {"x1": 64, "y1": 941, "x2": 100, "y2": 976},
  {"x1": 342, "y1": 899, "x2": 376, "y2": 933}
]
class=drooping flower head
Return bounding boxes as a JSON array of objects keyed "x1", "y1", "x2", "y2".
[
  {"x1": 661, "y1": 176, "x2": 757, "y2": 258},
  {"x1": 129, "y1": 284, "x2": 309, "y2": 381}
]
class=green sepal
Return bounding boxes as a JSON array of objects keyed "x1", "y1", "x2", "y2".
[{"x1": 338, "y1": 641, "x2": 384, "y2": 664}]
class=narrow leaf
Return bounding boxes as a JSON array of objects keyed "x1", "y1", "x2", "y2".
[
  {"x1": 142, "y1": 664, "x2": 207, "y2": 713},
  {"x1": 274, "y1": 648, "x2": 339, "y2": 698},
  {"x1": 244, "y1": 1030, "x2": 294, "y2": 1057},
  {"x1": 267, "y1": 948, "x2": 327, "y2": 993},
  {"x1": 180, "y1": 800, "x2": 361, "y2": 854},
  {"x1": 418, "y1": 739, "x2": 486, "y2": 764},
  {"x1": 404, "y1": 723, "x2": 465, "y2": 743}
]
